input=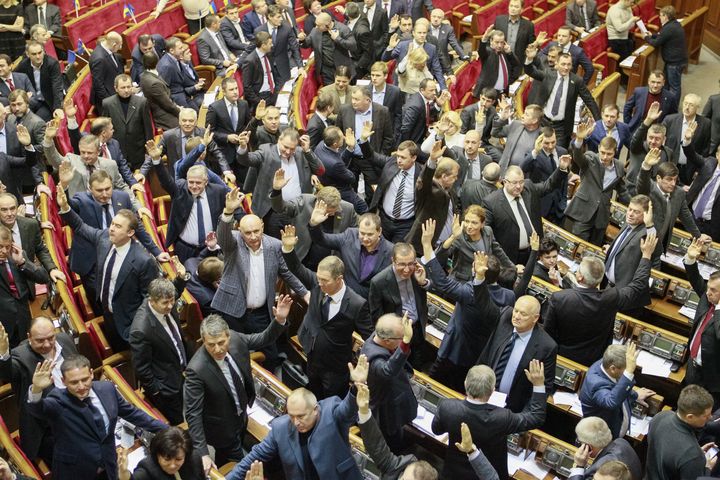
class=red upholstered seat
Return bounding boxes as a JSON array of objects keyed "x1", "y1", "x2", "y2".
[
  {"x1": 449, "y1": 60, "x2": 480, "y2": 111},
  {"x1": 64, "y1": 0, "x2": 128, "y2": 49},
  {"x1": 634, "y1": 0, "x2": 658, "y2": 26},
  {"x1": 534, "y1": 5, "x2": 565, "y2": 36},
  {"x1": 298, "y1": 63, "x2": 319, "y2": 131},
  {"x1": 123, "y1": 2, "x2": 186, "y2": 54}
]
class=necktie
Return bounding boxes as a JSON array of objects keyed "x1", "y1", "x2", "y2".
[
  {"x1": 39, "y1": 6, "x2": 46, "y2": 27},
  {"x1": 6, "y1": 77, "x2": 13, "y2": 91},
  {"x1": 495, "y1": 332, "x2": 518, "y2": 387},
  {"x1": 101, "y1": 144, "x2": 111, "y2": 159},
  {"x1": 551, "y1": 76, "x2": 565, "y2": 117},
  {"x1": 262, "y1": 55, "x2": 275, "y2": 92},
  {"x1": 1, "y1": 261, "x2": 18, "y2": 298},
  {"x1": 321, "y1": 294, "x2": 331, "y2": 321},
  {"x1": 224, "y1": 356, "x2": 248, "y2": 408},
  {"x1": 87, "y1": 164, "x2": 96, "y2": 176},
  {"x1": 515, "y1": 197, "x2": 534, "y2": 239},
  {"x1": 230, "y1": 103, "x2": 238, "y2": 131},
  {"x1": 83, "y1": 397, "x2": 106, "y2": 435},
  {"x1": 548, "y1": 152, "x2": 556, "y2": 169},
  {"x1": 425, "y1": 101, "x2": 431, "y2": 127},
  {"x1": 606, "y1": 225, "x2": 631, "y2": 267},
  {"x1": 690, "y1": 305, "x2": 716, "y2": 359},
  {"x1": 164, "y1": 314, "x2": 187, "y2": 366},
  {"x1": 581, "y1": 6, "x2": 589, "y2": 30},
  {"x1": 101, "y1": 248, "x2": 117, "y2": 311},
  {"x1": 499, "y1": 54, "x2": 508, "y2": 90},
  {"x1": 101, "y1": 204, "x2": 112, "y2": 229},
  {"x1": 271, "y1": 27, "x2": 277, "y2": 46},
  {"x1": 392, "y1": 170, "x2": 409, "y2": 219},
  {"x1": 216, "y1": 33, "x2": 230, "y2": 60},
  {"x1": 260, "y1": 14, "x2": 266, "y2": 25},
  {"x1": 195, "y1": 196, "x2": 206, "y2": 246},
  {"x1": 693, "y1": 173, "x2": 720, "y2": 219},
  {"x1": 383, "y1": 2, "x2": 390, "y2": 18}
]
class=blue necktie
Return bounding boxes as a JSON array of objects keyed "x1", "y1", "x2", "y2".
[
  {"x1": 606, "y1": 226, "x2": 631, "y2": 267},
  {"x1": 551, "y1": 76, "x2": 565, "y2": 117},
  {"x1": 693, "y1": 173, "x2": 720, "y2": 219},
  {"x1": 495, "y1": 332, "x2": 518, "y2": 387},
  {"x1": 196, "y1": 196, "x2": 205, "y2": 246},
  {"x1": 101, "y1": 248, "x2": 117, "y2": 311}
]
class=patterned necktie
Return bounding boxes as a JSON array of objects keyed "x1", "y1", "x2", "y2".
[
  {"x1": 495, "y1": 333, "x2": 518, "y2": 387},
  {"x1": 1, "y1": 261, "x2": 18, "y2": 298},
  {"x1": 392, "y1": 170, "x2": 409, "y2": 219},
  {"x1": 164, "y1": 314, "x2": 187, "y2": 366},
  {"x1": 693, "y1": 173, "x2": 720, "y2": 219}
]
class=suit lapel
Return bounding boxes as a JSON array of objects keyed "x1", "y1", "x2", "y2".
[
  {"x1": 112, "y1": 243, "x2": 135, "y2": 294},
  {"x1": 149, "y1": 306, "x2": 179, "y2": 356},
  {"x1": 204, "y1": 348, "x2": 236, "y2": 399},
  {"x1": 125, "y1": 96, "x2": 139, "y2": 123}
]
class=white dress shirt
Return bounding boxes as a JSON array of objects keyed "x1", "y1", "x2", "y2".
[
  {"x1": 245, "y1": 244, "x2": 267, "y2": 309},
  {"x1": 149, "y1": 304, "x2": 186, "y2": 364},
  {"x1": 543, "y1": 74, "x2": 570, "y2": 121},
  {"x1": 503, "y1": 189, "x2": 532, "y2": 249},
  {"x1": 325, "y1": 283, "x2": 346, "y2": 320},
  {"x1": 179, "y1": 193, "x2": 213, "y2": 246},
  {"x1": 101, "y1": 241, "x2": 132, "y2": 313},
  {"x1": 381, "y1": 164, "x2": 416, "y2": 220}
]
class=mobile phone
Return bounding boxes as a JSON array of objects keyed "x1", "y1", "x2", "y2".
[{"x1": 706, "y1": 446, "x2": 719, "y2": 461}]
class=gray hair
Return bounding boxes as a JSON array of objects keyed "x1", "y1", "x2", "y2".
[
  {"x1": 602, "y1": 345, "x2": 627, "y2": 371},
  {"x1": 148, "y1": 278, "x2": 177, "y2": 301},
  {"x1": 464, "y1": 365, "x2": 495, "y2": 400},
  {"x1": 577, "y1": 256, "x2": 605, "y2": 288},
  {"x1": 199, "y1": 314, "x2": 230, "y2": 338},
  {"x1": 288, "y1": 387, "x2": 318, "y2": 409},
  {"x1": 575, "y1": 417, "x2": 612, "y2": 449}
]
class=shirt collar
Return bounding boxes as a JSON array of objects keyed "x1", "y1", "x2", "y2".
[
  {"x1": 224, "y1": 97, "x2": 237, "y2": 110},
  {"x1": 42, "y1": 341, "x2": 63, "y2": 362},
  {"x1": 327, "y1": 283, "x2": 346, "y2": 304},
  {"x1": 112, "y1": 240, "x2": 132, "y2": 255},
  {"x1": 600, "y1": 365, "x2": 618, "y2": 383},
  {"x1": 514, "y1": 327, "x2": 533, "y2": 341},
  {"x1": 148, "y1": 303, "x2": 167, "y2": 322}
]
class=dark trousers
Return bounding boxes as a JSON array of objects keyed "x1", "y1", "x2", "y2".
[
  {"x1": 4, "y1": 300, "x2": 32, "y2": 348},
  {"x1": 213, "y1": 426, "x2": 246, "y2": 467},
  {"x1": 696, "y1": 218, "x2": 719, "y2": 242},
  {"x1": 174, "y1": 239, "x2": 204, "y2": 265},
  {"x1": 263, "y1": 209, "x2": 292, "y2": 239},
  {"x1": 306, "y1": 361, "x2": 349, "y2": 400},
  {"x1": 685, "y1": 360, "x2": 720, "y2": 411},
  {"x1": 186, "y1": 16, "x2": 206, "y2": 35},
  {"x1": 224, "y1": 307, "x2": 281, "y2": 370},
  {"x1": 428, "y1": 357, "x2": 469, "y2": 393},
  {"x1": 82, "y1": 274, "x2": 102, "y2": 316},
  {"x1": 380, "y1": 210, "x2": 414, "y2": 243},
  {"x1": 664, "y1": 63, "x2": 685, "y2": 101},
  {"x1": 102, "y1": 312, "x2": 130, "y2": 353},
  {"x1": 609, "y1": 38, "x2": 634, "y2": 64},
  {"x1": 248, "y1": 90, "x2": 279, "y2": 114},
  {"x1": 148, "y1": 390, "x2": 185, "y2": 425},
  {"x1": 571, "y1": 218, "x2": 608, "y2": 246}
]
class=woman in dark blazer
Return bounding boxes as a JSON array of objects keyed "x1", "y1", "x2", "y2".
[
  {"x1": 124, "y1": 427, "x2": 205, "y2": 480},
  {"x1": 436, "y1": 204, "x2": 514, "y2": 281}
]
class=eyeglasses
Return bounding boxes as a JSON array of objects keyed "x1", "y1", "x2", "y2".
[{"x1": 394, "y1": 262, "x2": 416, "y2": 269}]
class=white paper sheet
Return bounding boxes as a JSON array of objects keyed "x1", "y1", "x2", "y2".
[
  {"x1": 412, "y1": 405, "x2": 449, "y2": 444},
  {"x1": 127, "y1": 447, "x2": 147, "y2": 472},
  {"x1": 553, "y1": 391, "x2": 583, "y2": 415},
  {"x1": 518, "y1": 451, "x2": 551, "y2": 479},
  {"x1": 507, "y1": 450, "x2": 526, "y2": 475},
  {"x1": 202, "y1": 92, "x2": 216, "y2": 107},
  {"x1": 489, "y1": 391, "x2": 507, "y2": 408},
  {"x1": 426, "y1": 324, "x2": 445, "y2": 341},
  {"x1": 248, "y1": 404, "x2": 274, "y2": 428},
  {"x1": 679, "y1": 305, "x2": 697, "y2": 319},
  {"x1": 619, "y1": 55, "x2": 637, "y2": 68},
  {"x1": 636, "y1": 350, "x2": 672, "y2": 378},
  {"x1": 636, "y1": 20, "x2": 649, "y2": 35},
  {"x1": 630, "y1": 415, "x2": 651, "y2": 437}
]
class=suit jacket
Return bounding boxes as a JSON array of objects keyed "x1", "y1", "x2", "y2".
[
  {"x1": 13, "y1": 110, "x2": 45, "y2": 157},
  {"x1": 359, "y1": 140, "x2": 421, "y2": 211},
  {"x1": 622, "y1": 86, "x2": 678, "y2": 133},
  {"x1": 373, "y1": 83, "x2": 403, "y2": 138},
  {"x1": 102, "y1": 94, "x2": 154, "y2": 170},
  {"x1": 579, "y1": 360, "x2": 638, "y2": 439},
  {"x1": 473, "y1": 40, "x2": 520, "y2": 97},
  {"x1": 626, "y1": 122, "x2": 675, "y2": 195},
  {"x1": 0, "y1": 253, "x2": 48, "y2": 338},
  {"x1": 16, "y1": 56, "x2": 64, "y2": 111},
  {"x1": 24, "y1": 3, "x2": 61, "y2": 36},
  {"x1": 240, "y1": 10, "x2": 264, "y2": 42},
  {"x1": 349, "y1": 17, "x2": 373, "y2": 75},
  {"x1": 544, "y1": 258, "x2": 651, "y2": 366},
  {"x1": 270, "y1": 192, "x2": 357, "y2": 261},
  {"x1": 186, "y1": 269, "x2": 217, "y2": 317},
  {"x1": 586, "y1": 120, "x2": 631, "y2": 156},
  {"x1": 227, "y1": 393, "x2": 362, "y2": 480},
  {"x1": 90, "y1": 46, "x2": 124, "y2": 113},
  {"x1": 236, "y1": 142, "x2": 323, "y2": 217},
  {"x1": 157, "y1": 54, "x2": 201, "y2": 109},
  {"x1": 436, "y1": 226, "x2": 512, "y2": 282},
  {"x1": 221, "y1": 17, "x2": 253, "y2": 57},
  {"x1": 702, "y1": 93, "x2": 720, "y2": 153},
  {"x1": 662, "y1": 113, "x2": 711, "y2": 183},
  {"x1": 494, "y1": 15, "x2": 536, "y2": 70},
  {"x1": 0, "y1": 72, "x2": 37, "y2": 108},
  {"x1": 568, "y1": 438, "x2": 642, "y2": 480},
  {"x1": 686, "y1": 155, "x2": 720, "y2": 241},
  {"x1": 406, "y1": 0, "x2": 433, "y2": 21},
  {"x1": 139, "y1": 70, "x2": 180, "y2": 131},
  {"x1": 0, "y1": 138, "x2": 36, "y2": 203},
  {"x1": 197, "y1": 28, "x2": 235, "y2": 76},
  {"x1": 604, "y1": 223, "x2": 651, "y2": 306},
  {"x1": 566, "y1": 0, "x2": 600, "y2": 31},
  {"x1": 366, "y1": 4, "x2": 389, "y2": 61},
  {"x1": 383, "y1": 40, "x2": 445, "y2": 90},
  {"x1": 428, "y1": 22, "x2": 466, "y2": 72},
  {"x1": 128, "y1": 299, "x2": 192, "y2": 398},
  {"x1": 309, "y1": 225, "x2": 393, "y2": 298},
  {"x1": 254, "y1": 22, "x2": 301, "y2": 83},
  {"x1": 185, "y1": 324, "x2": 286, "y2": 454},
  {"x1": 61, "y1": 208, "x2": 159, "y2": 340},
  {"x1": 685, "y1": 260, "x2": 720, "y2": 392},
  {"x1": 142, "y1": 125, "x2": 229, "y2": 177},
  {"x1": 398, "y1": 91, "x2": 440, "y2": 146},
  {"x1": 459, "y1": 103, "x2": 496, "y2": 143},
  {"x1": 241, "y1": 49, "x2": 280, "y2": 108},
  {"x1": 130, "y1": 34, "x2": 165, "y2": 84},
  {"x1": 27, "y1": 381, "x2": 166, "y2": 480},
  {"x1": 284, "y1": 248, "x2": 374, "y2": 373},
  {"x1": 521, "y1": 146, "x2": 569, "y2": 219},
  {"x1": 15, "y1": 216, "x2": 56, "y2": 297},
  {"x1": 432, "y1": 392, "x2": 546, "y2": 480},
  {"x1": 461, "y1": 179, "x2": 498, "y2": 209},
  {"x1": 483, "y1": 169, "x2": 568, "y2": 262},
  {"x1": 540, "y1": 41, "x2": 594, "y2": 83},
  {"x1": 360, "y1": 336, "x2": 417, "y2": 435},
  {"x1": 336, "y1": 102, "x2": 393, "y2": 155},
  {"x1": 301, "y1": 20, "x2": 357, "y2": 81},
  {"x1": 306, "y1": 112, "x2": 330, "y2": 151},
  {"x1": 314, "y1": 142, "x2": 359, "y2": 200},
  {"x1": 378, "y1": 0, "x2": 406, "y2": 20},
  {"x1": 206, "y1": 98, "x2": 251, "y2": 167},
  {"x1": 368, "y1": 264, "x2": 428, "y2": 330},
  {"x1": 0, "y1": 333, "x2": 77, "y2": 460},
  {"x1": 494, "y1": 118, "x2": 542, "y2": 173}
]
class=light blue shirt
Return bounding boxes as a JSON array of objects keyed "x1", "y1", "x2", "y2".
[
  {"x1": 498, "y1": 328, "x2": 533, "y2": 394},
  {"x1": 372, "y1": 87, "x2": 386, "y2": 107},
  {"x1": 353, "y1": 106, "x2": 373, "y2": 155},
  {"x1": 0, "y1": 128, "x2": 6, "y2": 154}
]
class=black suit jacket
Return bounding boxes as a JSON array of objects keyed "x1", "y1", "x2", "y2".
[
  {"x1": 206, "y1": 98, "x2": 251, "y2": 167},
  {"x1": 473, "y1": 41, "x2": 520, "y2": 97},
  {"x1": 0, "y1": 333, "x2": 77, "y2": 459},
  {"x1": 399, "y1": 92, "x2": 440, "y2": 144},
  {"x1": 368, "y1": 264, "x2": 428, "y2": 329},
  {"x1": 374, "y1": 83, "x2": 403, "y2": 139},
  {"x1": 540, "y1": 41, "x2": 594, "y2": 83},
  {"x1": 220, "y1": 17, "x2": 253, "y2": 56},
  {"x1": 568, "y1": 438, "x2": 642, "y2": 480},
  {"x1": 102, "y1": 94, "x2": 154, "y2": 170},
  {"x1": 460, "y1": 103, "x2": 496, "y2": 143},
  {"x1": 306, "y1": 112, "x2": 330, "y2": 151},
  {"x1": 16, "y1": 216, "x2": 56, "y2": 298},
  {"x1": 686, "y1": 154, "x2": 720, "y2": 241},
  {"x1": 685, "y1": 260, "x2": 720, "y2": 393},
  {"x1": 336, "y1": 102, "x2": 393, "y2": 155},
  {"x1": 604, "y1": 223, "x2": 652, "y2": 307},
  {"x1": 703, "y1": 93, "x2": 720, "y2": 153},
  {"x1": 90, "y1": 46, "x2": 125, "y2": 113},
  {"x1": 544, "y1": 258, "x2": 651, "y2": 366},
  {"x1": 366, "y1": 4, "x2": 389, "y2": 61},
  {"x1": 130, "y1": 34, "x2": 165, "y2": 84},
  {"x1": 24, "y1": 3, "x2": 61, "y2": 36},
  {"x1": 0, "y1": 72, "x2": 37, "y2": 109},
  {"x1": 460, "y1": 179, "x2": 498, "y2": 209},
  {"x1": 494, "y1": 15, "x2": 536, "y2": 71},
  {"x1": 139, "y1": 70, "x2": 180, "y2": 131},
  {"x1": 359, "y1": 140, "x2": 422, "y2": 212},
  {"x1": 134, "y1": 450, "x2": 205, "y2": 480},
  {"x1": 662, "y1": 113, "x2": 711, "y2": 184},
  {"x1": 350, "y1": 17, "x2": 373, "y2": 76},
  {"x1": 242, "y1": 50, "x2": 280, "y2": 108},
  {"x1": 16, "y1": 56, "x2": 64, "y2": 111},
  {"x1": 254, "y1": 22, "x2": 301, "y2": 84},
  {"x1": 185, "y1": 324, "x2": 286, "y2": 454}
]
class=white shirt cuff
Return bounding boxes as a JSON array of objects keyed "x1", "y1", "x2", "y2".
[
  {"x1": 468, "y1": 449, "x2": 480, "y2": 460},
  {"x1": 237, "y1": 146, "x2": 248, "y2": 155},
  {"x1": 570, "y1": 467, "x2": 585, "y2": 476},
  {"x1": 623, "y1": 371, "x2": 635, "y2": 381},
  {"x1": 421, "y1": 252, "x2": 436, "y2": 264},
  {"x1": 358, "y1": 410, "x2": 371, "y2": 424},
  {"x1": 27, "y1": 387, "x2": 41, "y2": 403},
  {"x1": 684, "y1": 256, "x2": 698, "y2": 265},
  {"x1": 0, "y1": 351, "x2": 9, "y2": 360},
  {"x1": 221, "y1": 213, "x2": 234, "y2": 222},
  {"x1": 67, "y1": 118, "x2": 79, "y2": 130},
  {"x1": 533, "y1": 386, "x2": 546, "y2": 394}
]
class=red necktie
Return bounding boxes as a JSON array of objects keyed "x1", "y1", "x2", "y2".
[
  {"x1": 6, "y1": 77, "x2": 14, "y2": 91},
  {"x1": 2, "y1": 261, "x2": 18, "y2": 298},
  {"x1": 263, "y1": 55, "x2": 275, "y2": 93},
  {"x1": 260, "y1": 15, "x2": 266, "y2": 24},
  {"x1": 499, "y1": 54, "x2": 508, "y2": 90},
  {"x1": 101, "y1": 144, "x2": 111, "y2": 159},
  {"x1": 691, "y1": 304, "x2": 716, "y2": 359},
  {"x1": 425, "y1": 101, "x2": 431, "y2": 127}
]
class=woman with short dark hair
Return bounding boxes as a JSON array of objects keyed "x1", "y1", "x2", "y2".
[{"x1": 122, "y1": 427, "x2": 205, "y2": 480}]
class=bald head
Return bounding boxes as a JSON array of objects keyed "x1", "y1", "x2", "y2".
[
  {"x1": 239, "y1": 214, "x2": 264, "y2": 251},
  {"x1": 28, "y1": 316, "x2": 57, "y2": 356},
  {"x1": 511, "y1": 295, "x2": 541, "y2": 333},
  {"x1": 104, "y1": 32, "x2": 123, "y2": 52},
  {"x1": 483, "y1": 162, "x2": 500, "y2": 182},
  {"x1": 376, "y1": 313, "x2": 402, "y2": 337}
]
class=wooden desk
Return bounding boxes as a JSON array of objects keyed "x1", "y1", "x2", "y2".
[{"x1": 621, "y1": 43, "x2": 661, "y2": 100}]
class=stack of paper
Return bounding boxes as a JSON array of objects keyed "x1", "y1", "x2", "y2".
[
  {"x1": 636, "y1": 351, "x2": 672, "y2": 378},
  {"x1": 412, "y1": 405, "x2": 448, "y2": 444},
  {"x1": 630, "y1": 415, "x2": 651, "y2": 437},
  {"x1": 619, "y1": 56, "x2": 637, "y2": 68},
  {"x1": 553, "y1": 391, "x2": 583, "y2": 415},
  {"x1": 426, "y1": 324, "x2": 445, "y2": 341},
  {"x1": 248, "y1": 404, "x2": 274, "y2": 428}
]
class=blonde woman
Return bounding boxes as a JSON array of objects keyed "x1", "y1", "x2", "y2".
[
  {"x1": 398, "y1": 46, "x2": 433, "y2": 95},
  {"x1": 422, "y1": 110, "x2": 465, "y2": 152},
  {"x1": 0, "y1": 0, "x2": 24, "y2": 60}
]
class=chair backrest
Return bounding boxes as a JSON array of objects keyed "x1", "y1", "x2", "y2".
[
  {"x1": 123, "y1": 2, "x2": 186, "y2": 54},
  {"x1": 449, "y1": 60, "x2": 480, "y2": 111}
]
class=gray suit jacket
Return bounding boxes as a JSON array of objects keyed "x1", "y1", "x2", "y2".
[
  {"x1": 139, "y1": 70, "x2": 180, "y2": 131},
  {"x1": 565, "y1": 0, "x2": 600, "y2": 31},
  {"x1": 270, "y1": 192, "x2": 357, "y2": 261},
  {"x1": 102, "y1": 94, "x2": 154, "y2": 170},
  {"x1": 702, "y1": 93, "x2": 720, "y2": 153},
  {"x1": 236, "y1": 143, "x2": 323, "y2": 218},
  {"x1": 14, "y1": 110, "x2": 46, "y2": 155},
  {"x1": 460, "y1": 179, "x2": 498, "y2": 210},
  {"x1": 494, "y1": 118, "x2": 542, "y2": 173},
  {"x1": 604, "y1": 223, "x2": 653, "y2": 306},
  {"x1": 197, "y1": 28, "x2": 234, "y2": 76},
  {"x1": 568, "y1": 438, "x2": 641, "y2": 480},
  {"x1": 24, "y1": 3, "x2": 61, "y2": 36},
  {"x1": 211, "y1": 216, "x2": 308, "y2": 319}
]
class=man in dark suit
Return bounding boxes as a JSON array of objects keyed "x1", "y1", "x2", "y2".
[
  {"x1": 186, "y1": 255, "x2": 222, "y2": 317},
  {"x1": 383, "y1": 21, "x2": 447, "y2": 90},
  {"x1": 494, "y1": 0, "x2": 536, "y2": 71},
  {"x1": 432, "y1": 361, "x2": 547, "y2": 480},
  {"x1": 198, "y1": 15, "x2": 240, "y2": 77},
  {"x1": 102, "y1": 75, "x2": 154, "y2": 171},
  {"x1": 567, "y1": 123, "x2": 631, "y2": 245},
  {"x1": 129, "y1": 278, "x2": 193, "y2": 426},
  {"x1": 683, "y1": 238, "x2": 720, "y2": 406},
  {"x1": 185, "y1": 307, "x2": 289, "y2": 470},
  {"x1": 29, "y1": 355, "x2": 167, "y2": 479},
  {"x1": 16, "y1": 41, "x2": 64, "y2": 121},
  {"x1": 242, "y1": 32, "x2": 280, "y2": 112},
  {"x1": 483, "y1": 158, "x2": 569, "y2": 264},
  {"x1": 571, "y1": 417, "x2": 643, "y2": 480},
  {"x1": 460, "y1": 89, "x2": 498, "y2": 154},
  {"x1": 369, "y1": 62, "x2": 402, "y2": 141},
  {"x1": 685, "y1": 144, "x2": 720, "y2": 241},
  {"x1": 399, "y1": 79, "x2": 448, "y2": 145},
  {"x1": 0, "y1": 55, "x2": 37, "y2": 109},
  {"x1": 644, "y1": 6, "x2": 687, "y2": 98},
  {"x1": 539, "y1": 26, "x2": 594, "y2": 84},
  {"x1": 315, "y1": 127, "x2": 366, "y2": 213},
  {"x1": 9, "y1": 89, "x2": 44, "y2": 156},
  {"x1": 586, "y1": 104, "x2": 631, "y2": 156},
  {"x1": 206, "y1": 77, "x2": 251, "y2": 178},
  {"x1": 362, "y1": 0, "x2": 389, "y2": 61},
  {"x1": 343, "y1": 3, "x2": 373, "y2": 80},
  {"x1": 379, "y1": 0, "x2": 407, "y2": 21},
  {"x1": 662, "y1": 93, "x2": 712, "y2": 184},
  {"x1": 298, "y1": 13, "x2": 357, "y2": 85},
  {"x1": 281, "y1": 231, "x2": 374, "y2": 399},
  {"x1": 0, "y1": 109, "x2": 40, "y2": 202},
  {"x1": 461, "y1": 163, "x2": 501, "y2": 209},
  {"x1": 130, "y1": 34, "x2": 166, "y2": 84},
  {"x1": 359, "y1": 313, "x2": 418, "y2": 452},
  {"x1": 158, "y1": 38, "x2": 205, "y2": 111},
  {"x1": 703, "y1": 88, "x2": 720, "y2": 153},
  {"x1": 57, "y1": 188, "x2": 160, "y2": 349},
  {"x1": 429, "y1": 8, "x2": 469, "y2": 71},
  {"x1": 336, "y1": 85, "x2": 394, "y2": 155},
  {"x1": 579, "y1": 344, "x2": 655, "y2": 439},
  {"x1": 473, "y1": 28, "x2": 520, "y2": 98},
  {"x1": 445, "y1": 131, "x2": 493, "y2": 193},
  {"x1": 566, "y1": 0, "x2": 600, "y2": 34},
  {"x1": 524, "y1": 47, "x2": 601, "y2": 149},
  {"x1": 544, "y1": 234, "x2": 656, "y2": 367},
  {"x1": 521, "y1": 126, "x2": 569, "y2": 223},
  {"x1": 405, "y1": 0, "x2": 433, "y2": 22},
  {"x1": 623, "y1": 70, "x2": 678, "y2": 134},
  {"x1": 241, "y1": 0, "x2": 268, "y2": 42},
  {"x1": 221, "y1": 3, "x2": 254, "y2": 58},
  {"x1": 90, "y1": 33, "x2": 124, "y2": 114},
  {"x1": 0, "y1": 317, "x2": 78, "y2": 464},
  {"x1": 139, "y1": 52, "x2": 181, "y2": 131},
  {"x1": 306, "y1": 92, "x2": 334, "y2": 151},
  {"x1": 254, "y1": 5, "x2": 302, "y2": 87},
  {"x1": 24, "y1": 0, "x2": 61, "y2": 38},
  {"x1": 84, "y1": 117, "x2": 143, "y2": 190}
]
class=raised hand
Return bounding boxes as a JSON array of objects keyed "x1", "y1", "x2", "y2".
[
  {"x1": 345, "y1": 128, "x2": 357, "y2": 151},
  {"x1": 573, "y1": 443, "x2": 590, "y2": 468},
  {"x1": 454, "y1": 422, "x2": 475, "y2": 454},
  {"x1": 640, "y1": 232, "x2": 658, "y2": 259},
  {"x1": 281, "y1": 225, "x2": 298, "y2": 251},
  {"x1": 413, "y1": 262, "x2": 427, "y2": 286},
  {"x1": 401, "y1": 311, "x2": 413, "y2": 344},
  {"x1": 535, "y1": 31, "x2": 548, "y2": 46},
  {"x1": 309, "y1": 199, "x2": 329, "y2": 226},
  {"x1": 273, "y1": 168, "x2": 291, "y2": 190},
  {"x1": 300, "y1": 134, "x2": 311, "y2": 152},
  {"x1": 63, "y1": 97, "x2": 77, "y2": 119},
  {"x1": 645, "y1": 101, "x2": 662, "y2": 123},
  {"x1": 430, "y1": 140, "x2": 446, "y2": 161},
  {"x1": 389, "y1": 14, "x2": 400, "y2": 31},
  {"x1": 16, "y1": 124, "x2": 31, "y2": 146},
  {"x1": 684, "y1": 120, "x2": 697, "y2": 143},
  {"x1": 31, "y1": 360, "x2": 55, "y2": 393},
  {"x1": 297, "y1": 30, "x2": 307, "y2": 42},
  {"x1": 44, "y1": 119, "x2": 59, "y2": 139},
  {"x1": 558, "y1": 154, "x2": 572, "y2": 171},
  {"x1": 58, "y1": 160, "x2": 75, "y2": 187},
  {"x1": 450, "y1": 214, "x2": 462, "y2": 239},
  {"x1": 525, "y1": 43, "x2": 538, "y2": 61},
  {"x1": 245, "y1": 461, "x2": 264, "y2": 480},
  {"x1": 0, "y1": 324, "x2": 8, "y2": 355},
  {"x1": 238, "y1": 131, "x2": 251, "y2": 149},
  {"x1": 421, "y1": 218, "x2": 436, "y2": 249},
  {"x1": 643, "y1": 147, "x2": 662, "y2": 167},
  {"x1": 523, "y1": 359, "x2": 545, "y2": 387},
  {"x1": 223, "y1": 187, "x2": 245, "y2": 214},
  {"x1": 388, "y1": 33, "x2": 400, "y2": 49},
  {"x1": 255, "y1": 99, "x2": 267, "y2": 120},
  {"x1": 625, "y1": 342, "x2": 639, "y2": 374},
  {"x1": 530, "y1": 230, "x2": 540, "y2": 251},
  {"x1": 145, "y1": 140, "x2": 162, "y2": 160},
  {"x1": 272, "y1": 294, "x2": 293, "y2": 323},
  {"x1": 533, "y1": 133, "x2": 544, "y2": 155},
  {"x1": 360, "y1": 121, "x2": 374, "y2": 142},
  {"x1": 55, "y1": 184, "x2": 68, "y2": 211},
  {"x1": 349, "y1": 354, "x2": 368, "y2": 384},
  {"x1": 481, "y1": 24, "x2": 494, "y2": 41},
  {"x1": 643, "y1": 201, "x2": 654, "y2": 227},
  {"x1": 575, "y1": 117, "x2": 594, "y2": 140},
  {"x1": 202, "y1": 126, "x2": 213, "y2": 145},
  {"x1": 473, "y1": 251, "x2": 488, "y2": 279},
  {"x1": 171, "y1": 255, "x2": 186, "y2": 278},
  {"x1": 687, "y1": 237, "x2": 703, "y2": 262}
]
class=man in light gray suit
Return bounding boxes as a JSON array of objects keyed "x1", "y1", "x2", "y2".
[
  {"x1": 197, "y1": 15, "x2": 239, "y2": 78},
  {"x1": 270, "y1": 169, "x2": 357, "y2": 269},
  {"x1": 493, "y1": 103, "x2": 544, "y2": 174},
  {"x1": 212, "y1": 190, "x2": 308, "y2": 369},
  {"x1": 235, "y1": 128, "x2": 325, "y2": 237}
]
